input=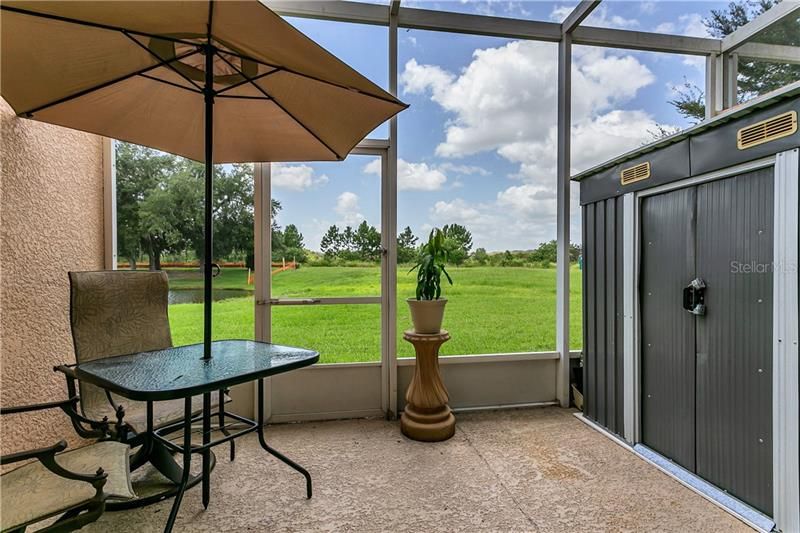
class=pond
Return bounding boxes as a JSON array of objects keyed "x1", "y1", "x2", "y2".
[{"x1": 168, "y1": 289, "x2": 253, "y2": 305}]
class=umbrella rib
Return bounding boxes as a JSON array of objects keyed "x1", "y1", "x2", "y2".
[
  {"x1": 215, "y1": 69, "x2": 281, "y2": 96},
  {"x1": 216, "y1": 94, "x2": 272, "y2": 101},
  {"x1": 0, "y1": 6, "x2": 205, "y2": 48},
  {"x1": 215, "y1": 52, "x2": 343, "y2": 160},
  {"x1": 122, "y1": 31, "x2": 204, "y2": 92},
  {"x1": 139, "y1": 73, "x2": 203, "y2": 94},
  {"x1": 20, "y1": 48, "x2": 202, "y2": 117},
  {"x1": 215, "y1": 48, "x2": 406, "y2": 109}
]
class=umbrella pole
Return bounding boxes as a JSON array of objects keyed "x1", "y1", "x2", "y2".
[{"x1": 203, "y1": 43, "x2": 214, "y2": 360}]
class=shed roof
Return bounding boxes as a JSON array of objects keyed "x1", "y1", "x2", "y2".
[{"x1": 571, "y1": 81, "x2": 800, "y2": 182}]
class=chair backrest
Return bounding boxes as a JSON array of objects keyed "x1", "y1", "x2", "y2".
[
  {"x1": 69, "y1": 270, "x2": 173, "y2": 420},
  {"x1": 69, "y1": 270, "x2": 173, "y2": 362}
]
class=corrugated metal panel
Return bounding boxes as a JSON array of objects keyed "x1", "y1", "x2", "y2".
[
  {"x1": 615, "y1": 200, "x2": 625, "y2": 434},
  {"x1": 640, "y1": 187, "x2": 696, "y2": 472},
  {"x1": 584, "y1": 202, "x2": 595, "y2": 420},
  {"x1": 695, "y1": 169, "x2": 774, "y2": 515},
  {"x1": 582, "y1": 196, "x2": 625, "y2": 436}
]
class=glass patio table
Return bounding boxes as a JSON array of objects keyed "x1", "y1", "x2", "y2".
[{"x1": 72, "y1": 339, "x2": 319, "y2": 533}]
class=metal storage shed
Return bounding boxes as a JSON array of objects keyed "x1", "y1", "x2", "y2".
[{"x1": 573, "y1": 83, "x2": 800, "y2": 533}]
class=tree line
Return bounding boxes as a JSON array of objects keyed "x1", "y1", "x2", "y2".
[
  {"x1": 117, "y1": 143, "x2": 304, "y2": 269},
  {"x1": 118, "y1": 143, "x2": 581, "y2": 269},
  {"x1": 320, "y1": 223, "x2": 474, "y2": 264}
]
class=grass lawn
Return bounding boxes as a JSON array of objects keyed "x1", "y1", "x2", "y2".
[{"x1": 167, "y1": 266, "x2": 583, "y2": 364}]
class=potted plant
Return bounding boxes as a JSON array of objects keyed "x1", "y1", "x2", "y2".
[{"x1": 408, "y1": 227, "x2": 453, "y2": 334}]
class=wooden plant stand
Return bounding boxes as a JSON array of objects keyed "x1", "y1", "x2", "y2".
[{"x1": 400, "y1": 330, "x2": 456, "y2": 442}]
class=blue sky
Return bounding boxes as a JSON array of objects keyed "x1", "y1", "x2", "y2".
[{"x1": 271, "y1": 1, "x2": 727, "y2": 252}]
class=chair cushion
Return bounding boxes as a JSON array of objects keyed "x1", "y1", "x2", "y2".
[
  {"x1": 1, "y1": 441, "x2": 134, "y2": 531},
  {"x1": 85, "y1": 393, "x2": 230, "y2": 433}
]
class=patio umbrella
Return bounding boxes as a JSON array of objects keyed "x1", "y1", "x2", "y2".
[{"x1": 1, "y1": 1, "x2": 407, "y2": 359}]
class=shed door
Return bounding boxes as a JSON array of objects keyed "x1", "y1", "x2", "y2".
[
  {"x1": 640, "y1": 187, "x2": 697, "y2": 471},
  {"x1": 695, "y1": 169, "x2": 773, "y2": 515},
  {"x1": 640, "y1": 169, "x2": 773, "y2": 515}
]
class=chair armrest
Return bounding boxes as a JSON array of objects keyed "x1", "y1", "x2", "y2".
[
  {"x1": 0, "y1": 396, "x2": 79, "y2": 416},
  {"x1": 0, "y1": 440, "x2": 67, "y2": 466},
  {"x1": 53, "y1": 365, "x2": 123, "y2": 439},
  {"x1": 1, "y1": 439, "x2": 108, "y2": 495},
  {"x1": 54, "y1": 363, "x2": 79, "y2": 379}
]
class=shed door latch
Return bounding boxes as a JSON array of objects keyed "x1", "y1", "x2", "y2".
[{"x1": 682, "y1": 278, "x2": 706, "y2": 316}]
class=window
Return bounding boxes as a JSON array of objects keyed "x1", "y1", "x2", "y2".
[
  {"x1": 397, "y1": 29, "x2": 573, "y2": 356},
  {"x1": 114, "y1": 142, "x2": 255, "y2": 345}
]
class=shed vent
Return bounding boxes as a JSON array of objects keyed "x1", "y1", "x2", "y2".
[
  {"x1": 620, "y1": 162, "x2": 651, "y2": 185},
  {"x1": 737, "y1": 110, "x2": 797, "y2": 150}
]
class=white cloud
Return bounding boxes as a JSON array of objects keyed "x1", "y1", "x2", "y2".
[
  {"x1": 639, "y1": 1, "x2": 657, "y2": 15},
  {"x1": 429, "y1": 191, "x2": 581, "y2": 252},
  {"x1": 654, "y1": 13, "x2": 709, "y2": 38},
  {"x1": 402, "y1": 37, "x2": 673, "y2": 250},
  {"x1": 335, "y1": 192, "x2": 364, "y2": 225},
  {"x1": 437, "y1": 162, "x2": 490, "y2": 176},
  {"x1": 679, "y1": 13, "x2": 710, "y2": 38},
  {"x1": 271, "y1": 164, "x2": 328, "y2": 191},
  {"x1": 652, "y1": 13, "x2": 712, "y2": 70},
  {"x1": 402, "y1": 43, "x2": 655, "y2": 162},
  {"x1": 364, "y1": 158, "x2": 448, "y2": 191},
  {"x1": 550, "y1": 4, "x2": 640, "y2": 29}
]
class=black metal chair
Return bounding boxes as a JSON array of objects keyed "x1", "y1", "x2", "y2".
[
  {"x1": 55, "y1": 270, "x2": 233, "y2": 460},
  {"x1": 1, "y1": 397, "x2": 134, "y2": 533}
]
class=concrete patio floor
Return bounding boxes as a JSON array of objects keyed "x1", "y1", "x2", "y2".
[{"x1": 85, "y1": 407, "x2": 751, "y2": 532}]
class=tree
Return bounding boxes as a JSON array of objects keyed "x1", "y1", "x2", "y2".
[
  {"x1": 138, "y1": 186, "x2": 185, "y2": 271},
  {"x1": 442, "y1": 224, "x2": 473, "y2": 265},
  {"x1": 167, "y1": 161, "x2": 254, "y2": 265},
  {"x1": 671, "y1": 0, "x2": 800, "y2": 122},
  {"x1": 210, "y1": 163, "x2": 254, "y2": 261},
  {"x1": 530, "y1": 240, "x2": 582, "y2": 264},
  {"x1": 320, "y1": 225, "x2": 342, "y2": 258},
  {"x1": 282, "y1": 224, "x2": 307, "y2": 263},
  {"x1": 397, "y1": 226, "x2": 419, "y2": 263},
  {"x1": 473, "y1": 247, "x2": 489, "y2": 265},
  {"x1": 341, "y1": 226, "x2": 357, "y2": 260},
  {"x1": 115, "y1": 143, "x2": 180, "y2": 269},
  {"x1": 354, "y1": 220, "x2": 382, "y2": 261},
  {"x1": 283, "y1": 224, "x2": 304, "y2": 249}
]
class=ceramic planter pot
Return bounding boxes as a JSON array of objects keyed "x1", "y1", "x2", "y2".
[{"x1": 407, "y1": 298, "x2": 447, "y2": 334}]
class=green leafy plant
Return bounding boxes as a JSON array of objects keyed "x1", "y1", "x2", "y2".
[{"x1": 410, "y1": 228, "x2": 453, "y2": 300}]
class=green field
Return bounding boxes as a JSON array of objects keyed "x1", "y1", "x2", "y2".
[{"x1": 167, "y1": 266, "x2": 583, "y2": 364}]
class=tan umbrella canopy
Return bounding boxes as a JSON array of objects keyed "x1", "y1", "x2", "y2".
[
  {"x1": 1, "y1": 1, "x2": 406, "y2": 163},
  {"x1": 1, "y1": 0, "x2": 407, "y2": 358}
]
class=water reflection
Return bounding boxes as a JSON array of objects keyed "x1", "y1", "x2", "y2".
[{"x1": 168, "y1": 289, "x2": 252, "y2": 305}]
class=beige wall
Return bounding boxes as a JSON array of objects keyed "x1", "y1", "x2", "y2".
[{"x1": 1, "y1": 98, "x2": 105, "y2": 454}]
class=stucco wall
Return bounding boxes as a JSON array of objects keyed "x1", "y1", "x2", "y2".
[{"x1": 1, "y1": 98, "x2": 105, "y2": 454}]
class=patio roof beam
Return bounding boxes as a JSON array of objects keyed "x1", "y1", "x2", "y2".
[
  {"x1": 722, "y1": 0, "x2": 800, "y2": 53},
  {"x1": 571, "y1": 26, "x2": 720, "y2": 55},
  {"x1": 265, "y1": 0, "x2": 726, "y2": 55},
  {"x1": 263, "y1": 0, "x2": 389, "y2": 26},
  {"x1": 561, "y1": 1, "x2": 600, "y2": 34},
  {"x1": 737, "y1": 42, "x2": 800, "y2": 65},
  {"x1": 397, "y1": 7, "x2": 562, "y2": 41}
]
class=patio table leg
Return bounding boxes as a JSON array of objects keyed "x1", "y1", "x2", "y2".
[
  {"x1": 219, "y1": 388, "x2": 235, "y2": 461},
  {"x1": 202, "y1": 391, "x2": 211, "y2": 509},
  {"x1": 129, "y1": 401, "x2": 155, "y2": 470},
  {"x1": 164, "y1": 397, "x2": 192, "y2": 533},
  {"x1": 257, "y1": 378, "x2": 312, "y2": 499}
]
